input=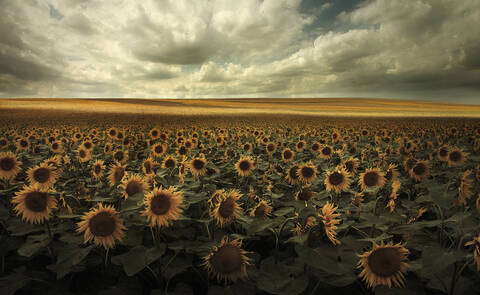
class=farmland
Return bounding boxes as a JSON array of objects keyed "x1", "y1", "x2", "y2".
[{"x1": 1, "y1": 99, "x2": 480, "y2": 295}]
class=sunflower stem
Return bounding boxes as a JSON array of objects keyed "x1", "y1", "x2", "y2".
[
  {"x1": 150, "y1": 226, "x2": 157, "y2": 247},
  {"x1": 104, "y1": 247, "x2": 109, "y2": 268},
  {"x1": 45, "y1": 220, "x2": 52, "y2": 239}
]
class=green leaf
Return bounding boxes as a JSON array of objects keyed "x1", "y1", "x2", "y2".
[
  {"x1": 273, "y1": 207, "x2": 294, "y2": 217},
  {"x1": 0, "y1": 271, "x2": 30, "y2": 295},
  {"x1": 247, "y1": 219, "x2": 274, "y2": 235},
  {"x1": 255, "y1": 256, "x2": 308, "y2": 295},
  {"x1": 17, "y1": 233, "x2": 50, "y2": 257},
  {"x1": 112, "y1": 245, "x2": 166, "y2": 276},
  {"x1": 47, "y1": 245, "x2": 93, "y2": 279}
]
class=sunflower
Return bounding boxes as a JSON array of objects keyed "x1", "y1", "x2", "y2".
[
  {"x1": 176, "y1": 145, "x2": 188, "y2": 158},
  {"x1": 0, "y1": 137, "x2": 8, "y2": 148},
  {"x1": 120, "y1": 174, "x2": 148, "y2": 199},
  {"x1": 250, "y1": 200, "x2": 272, "y2": 218},
  {"x1": 16, "y1": 138, "x2": 30, "y2": 151},
  {"x1": 77, "y1": 147, "x2": 91, "y2": 163},
  {"x1": 76, "y1": 203, "x2": 126, "y2": 250},
  {"x1": 189, "y1": 158, "x2": 207, "y2": 177},
  {"x1": 343, "y1": 157, "x2": 359, "y2": 175},
  {"x1": 11, "y1": 184, "x2": 57, "y2": 224},
  {"x1": 151, "y1": 143, "x2": 166, "y2": 158},
  {"x1": 50, "y1": 140, "x2": 62, "y2": 153},
  {"x1": 242, "y1": 143, "x2": 252, "y2": 152},
  {"x1": 281, "y1": 148, "x2": 295, "y2": 162},
  {"x1": 465, "y1": 235, "x2": 480, "y2": 272},
  {"x1": 149, "y1": 128, "x2": 160, "y2": 140},
  {"x1": 359, "y1": 168, "x2": 385, "y2": 191},
  {"x1": 92, "y1": 160, "x2": 105, "y2": 180},
  {"x1": 82, "y1": 140, "x2": 94, "y2": 151},
  {"x1": 104, "y1": 142, "x2": 112, "y2": 154},
  {"x1": 320, "y1": 202, "x2": 341, "y2": 245},
  {"x1": 107, "y1": 164, "x2": 127, "y2": 187},
  {"x1": 403, "y1": 157, "x2": 417, "y2": 172},
  {"x1": 235, "y1": 156, "x2": 255, "y2": 177},
  {"x1": 113, "y1": 150, "x2": 128, "y2": 164},
  {"x1": 297, "y1": 162, "x2": 317, "y2": 183},
  {"x1": 456, "y1": 170, "x2": 473, "y2": 206},
  {"x1": 384, "y1": 164, "x2": 399, "y2": 182},
  {"x1": 409, "y1": 161, "x2": 430, "y2": 182},
  {"x1": 357, "y1": 241, "x2": 410, "y2": 288},
  {"x1": 26, "y1": 162, "x2": 58, "y2": 189},
  {"x1": 296, "y1": 188, "x2": 315, "y2": 201},
  {"x1": 203, "y1": 237, "x2": 251, "y2": 283},
  {"x1": 325, "y1": 168, "x2": 351, "y2": 194},
  {"x1": 142, "y1": 157, "x2": 158, "y2": 175},
  {"x1": 142, "y1": 186, "x2": 184, "y2": 227},
  {"x1": 448, "y1": 147, "x2": 468, "y2": 167},
  {"x1": 437, "y1": 145, "x2": 449, "y2": 161},
  {"x1": 265, "y1": 142, "x2": 276, "y2": 155},
  {"x1": 286, "y1": 164, "x2": 300, "y2": 185},
  {"x1": 211, "y1": 190, "x2": 242, "y2": 227},
  {"x1": 319, "y1": 145, "x2": 333, "y2": 159},
  {"x1": 0, "y1": 151, "x2": 22, "y2": 180},
  {"x1": 162, "y1": 155, "x2": 177, "y2": 169},
  {"x1": 107, "y1": 128, "x2": 118, "y2": 139},
  {"x1": 296, "y1": 140, "x2": 306, "y2": 152}
]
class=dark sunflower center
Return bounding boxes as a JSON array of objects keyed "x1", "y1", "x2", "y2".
[
  {"x1": 267, "y1": 144, "x2": 275, "y2": 152},
  {"x1": 298, "y1": 189, "x2": 313, "y2": 201},
  {"x1": 155, "y1": 146, "x2": 163, "y2": 154},
  {"x1": 80, "y1": 150, "x2": 86, "y2": 158},
  {"x1": 25, "y1": 191, "x2": 48, "y2": 212},
  {"x1": 150, "y1": 193, "x2": 171, "y2": 215},
  {"x1": 321, "y1": 147, "x2": 331, "y2": 155},
  {"x1": 152, "y1": 130, "x2": 158, "y2": 137},
  {"x1": 94, "y1": 165, "x2": 102, "y2": 174},
  {"x1": 126, "y1": 181, "x2": 142, "y2": 196},
  {"x1": 210, "y1": 245, "x2": 242, "y2": 274},
  {"x1": 301, "y1": 167, "x2": 314, "y2": 178},
  {"x1": 283, "y1": 150, "x2": 292, "y2": 159},
  {"x1": 312, "y1": 144, "x2": 319, "y2": 151},
  {"x1": 0, "y1": 139, "x2": 7, "y2": 146},
  {"x1": 345, "y1": 161, "x2": 354, "y2": 173},
  {"x1": 219, "y1": 197, "x2": 236, "y2": 218},
  {"x1": 113, "y1": 167, "x2": 125, "y2": 182},
  {"x1": 333, "y1": 133, "x2": 338, "y2": 139},
  {"x1": 34, "y1": 167, "x2": 51, "y2": 183},
  {"x1": 178, "y1": 146, "x2": 186, "y2": 155},
  {"x1": 439, "y1": 148, "x2": 448, "y2": 157},
  {"x1": 363, "y1": 172, "x2": 379, "y2": 187},
  {"x1": 449, "y1": 151, "x2": 462, "y2": 162},
  {"x1": 144, "y1": 162, "x2": 152, "y2": 173},
  {"x1": 255, "y1": 204, "x2": 268, "y2": 217},
  {"x1": 329, "y1": 172, "x2": 344, "y2": 186},
  {"x1": 84, "y1": 142, "x2": 92, "y2": 149},
  {"x1": 413, "y1": 163, "x2": 426, "y2": 176},
  {"x1": 0, "y1": 157, "x2": 15, "y2": 171},
  {"x1": 114, "y1": 152, "x2": 124, "y2": 161},
  {"x1": 75, "y1": 134, "x2": 81, "y2": 139},
  {"x1": 239, "y1": 160, "x2": 250, "y2": 171},
  {"x1": 367, "y1": 247, "x2": 402, "y2": 277},
  {"x1": 160, "y1": 134, "x2": 167, "y2": 140},
  {"x1": 109, "y1": 130, "x2": 116, "y2": 136},
  {"x1": 217, "y1": 137, "x2": 222, "y2": 143},
  {"x1": 193, "y1": 159, "x2": 205, "y2": 170},
  {"x1": 89, "y1": 212, "x2": 116, "y2": 237},
  {"x1": 289, "y1": 166, "x2": 299, "y2": 179},
  {"x1": 297, "y1": 142, "x2": 304, "y2": 148},
  {"x1": 165, "y1": 159, "x2": 175, "y2": 168},
  {"x1": 243, "y1": 144, "x2": 250, "y2": 151},
  {"x1": 20, "y1": 140, "x2": 28, "y2": 147},
  {"x1": 52, "y1": 143, "x2": 59, "y2": 150}
]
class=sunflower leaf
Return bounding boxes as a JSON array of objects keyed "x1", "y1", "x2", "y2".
[{"x1": 111, "y1": 245, "x2": 166, "y2": 276}]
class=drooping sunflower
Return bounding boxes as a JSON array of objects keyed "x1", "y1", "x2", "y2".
[
  {"x1": 76, "y1": 203, "x2": 126, "y2": 250},
  {"x1": 250, "y1": 200, "x2": 272, "y2": 219},
  {"x1": 296, "y1": 188, "x2": 315, "y2": 201},
  {"x1": 189, "y1": 157, "x2": 207, "y2": 177},
  {"x1": 120, "y1": 174, "x2": 148, "y2": 199},
  {"x1": 142, "y1": 157, "x2": 158, "y2": 175},
  {"x1": 359, "y1": 168, "x2": 385, "y2": 191},
  {"x1": 343, "y1": 157, "x2": 359, "y2": 175},
  {"x1": 384, "y1": 164, "x2": 399, "y2": 182},
  {"x1": 286, "y1": 164, "x2": 300, "y2": 185},
  {"x1": 325, "y1": 168, "x2": 351, "y2": 194},
  {"x1": 319, "y1": 145, "x2": 334, "y2": 160},
  {"x1": 107, "y1": 164, "x2": 127, "y2": 187},
  {"x1": 357, "y1": 241, "x2": 410, "y2": 288},
  {"x1": 465, "y1": 235, "x2": 480, "y2": 272},
  {"x1": 77, "y1": 147, "x2": 91, "y2": 163},
  {"x1": 113, "y1": 150, "x2": 128, "y2": 164},
  {"x1": 409, "y1": 160, "x2": 430, "y2": 182},
  {"x1": 320, "y1": 202, "x2": 341, "y2": 245},
  {"x1": 92, "y1": 159, "x2": 105, "y2": 180},
  {"x1": 281, "y1": 148, "x2": 295, "y2": 162},
  {"x1": 142, "y1": 186, "x2": 184, "y2": 227},
  {"x1": 235, "y1": 156, "x2": 255, "y2": 177},
  {"x1": 211, "y1": 190, "x2": 242, "y2": 227},
  {"x1": 0, "y1": 151, "x2": 22, "y2": 180},
  {"x1": 26, "y1": 162, "x2": 58, "y2": 189},
  {"x1": 448, "y1": 147, "x2": 468, "y2": 167},
  {"x1": 297, "y1": 162, "x2": 317, "y2": 183},
  {"x1": 162, "y1": 154, "x2": 177, "y2": 169},
  {"x1": 203, "y1": 237, "x2": 251, "y2": 283},
  {"x1": 12, "y1": 184, "x2": 57, "y2": 224}
]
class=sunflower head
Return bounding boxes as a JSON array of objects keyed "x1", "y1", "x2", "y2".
[
  {"x1": 107, "y1": 164, "x2": 127, "y2": 187},
  {"x1": 0, "y1": 151, "x2": 22, "y2": 180},
  {"x1": 265, "y1": 142, "x2": 276, "y2": 154},
  {"x1": 26, "y1": 162, "x2": 58, "y2": 189},
  {"x1": 12, "y1": 184, "x2": 57, "y2": 224},
  {"x1": 297, "y1": 162, "x2": 317, "y2": 183},
  {"x1": 437, "y1": 145, "x2": 449, "y2": 161},
  {"x1": 142, "y1": 157, "x2": 158, "y2": 175},
  {"x1": 211, "y1": 190, "x2": 242, "y2": 227},
  {"x1": 235, "y1": 156, "x2": 255, "y2": 177},
  {"x1": 319, "y1": 145, "x2": 333, "y2": 159},
  {"x1": 448, "y1": 147, "x2": 467, "y2": 167},
  {"x1": 384, "y1": 164, "x2": 398, "y2": 182},
  {"x1": 250, "y1": 200, "x2": 272, "y2": 218},
  {"x1": 286, "y1": 164, "x2": 300, "y2": 185},
  {"x1": 296, "y1": 140, "x2": 306, "y2": 151},
  {"x1": 113, "y1": 150, "x2": 128, "y2": 164},
  {"x1": 360, "y1": 168, "x2": 385, "y2": 191},
  {"x1": 281, "y1": 148, "x2": 295, "y2": 162},
  {"x1": 409, "y1": 160, "x2": 430, "y2": 181},
  {"x1": 76, "y1": 203, "x2": 126, "y2": 249},
  {"x1": 142, "y1": 186, "x2": 184, "y2": 227},
  {"x1": 325, "y1": 168, "x2": 351, "y2": 194},
  {"x1": 296, "y1": 188, "x2": 315, "y2": 201},
  {"x1": 203, "y1": 237, "x2": 251, "y2": 283},
  {"x1": 162, "y1": 155, "x2": 177, "y2": 169},
  {"x1": 189, "y1": 158, "x2": 207, "y2": 177},
  {"x1": 92, "y1": 160, "x2": 105, "y2": 180},
  {"x1": 343, "y1": 158, "x2": 359, "y2": 175},
  {"x1": 357, "y1": 241, "x2": 410, "y2": 288},
  {"x1": 152, "y1": 143, "x2": 166, "y2": 158},
  {"x1": 120, "y1": 174, "x2": 148, "y2": 199}
]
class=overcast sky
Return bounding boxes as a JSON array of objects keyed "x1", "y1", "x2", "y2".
[{"x1": 1, "y1": 0, "x2": 479, "y2": 103}]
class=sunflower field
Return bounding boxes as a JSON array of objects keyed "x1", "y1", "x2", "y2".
[{"x1": 1, "y1": 112, "x2": 480, "y2": 295}]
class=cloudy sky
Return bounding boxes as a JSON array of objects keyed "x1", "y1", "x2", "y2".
[{"x1": 1, "y1": 0, "x2": 479, "y2": 103}]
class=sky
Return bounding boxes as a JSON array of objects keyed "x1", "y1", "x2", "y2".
[{"x1": 0, "y1": 0, "x2": 479, "y2": 103}]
